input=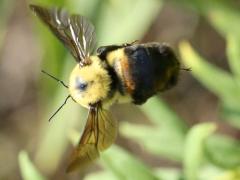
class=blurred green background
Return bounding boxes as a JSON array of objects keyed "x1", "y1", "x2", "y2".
[{"x1": 1, "y1": 0, "x2": 240, "y2": 179}]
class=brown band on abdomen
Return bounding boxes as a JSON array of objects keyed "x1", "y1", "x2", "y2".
[{"x1": 120, "y1": 54, "x2": 135, "y2": 94}]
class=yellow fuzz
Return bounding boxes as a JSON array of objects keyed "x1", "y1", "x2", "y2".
[
  {"x1": 102, "y1": 91, "x2": 132, "y2": 109},
  {"x1": 69, "y1": 56, "x2": 111, "y2": 108},
  {"x1": 106, "y1": 48, "x2": 125, "y2": 79}
]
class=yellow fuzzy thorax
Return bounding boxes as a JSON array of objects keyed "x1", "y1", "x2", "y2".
[{"x1": 69, "y1": 56, "x2": 111, "y2": 108}]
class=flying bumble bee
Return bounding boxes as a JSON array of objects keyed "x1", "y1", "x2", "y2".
[{"x1": 30, "y1": 4, "x2": 181, "y2": 172}]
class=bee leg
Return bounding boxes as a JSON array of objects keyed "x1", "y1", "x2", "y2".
[
  {"x1": 41, "y1": 70, "x2": 68, "y2": 88},
  {"x1": 180, "y1": 67, "x2": 191, "y2": 71},
  {"x1": 122, "y1": 40, "x2": 139, "y2": 47}
]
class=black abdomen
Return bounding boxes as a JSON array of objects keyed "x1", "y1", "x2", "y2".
[{"x1": 124, "y1": 43, "x2": 180, "y2": 104}]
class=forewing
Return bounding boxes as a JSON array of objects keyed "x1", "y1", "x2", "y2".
[
  {"x1": 30, "y1": 5, "x2": 97, "y2": 63},
  {"x1": 70, "y1": 14, "x2": 97, "y2": 58},
  {"x1": 66, "y1": 106, "x2": 117, "y2": 172}
]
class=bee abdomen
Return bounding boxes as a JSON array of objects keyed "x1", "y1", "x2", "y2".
[{"x1": 123, "y1": 43, "x2": 180, "y2": 105}]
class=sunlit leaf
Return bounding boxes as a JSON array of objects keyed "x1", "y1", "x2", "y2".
[
  {"x1": 85, "y1": 171, "x2": 117, "y2": 180},
  {"x1": 205, "y1": 135, "x2": 240, "y2": 168},
  {"x1": 183, "y1": 123, "x2": 216, "y2": 180},
  {"x1": 120, "y1": 122, "x2": 184, "y2": 161},
  {"x1": 227, "y1": 35, "x2": 240, "y2": 80},
  {"x1": 101, "y1": 145, "x2": 159, "y2": 180},
  {"x1": 154, "y1": 168, "x2": 181, "y2": 180},
  {"x1": 198, "y1": 165, "x2": 228, "y2": 180},
  {"x1": 18, "y1": 151, "x2": 46, "y2": 180}
]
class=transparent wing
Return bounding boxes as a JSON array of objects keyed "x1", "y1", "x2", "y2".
[
  {"x1": 66, "y1": 106, "x2": 117, "y2": 172},
  {"x1": 30, "y1": 5, "x2": 97, "y2": 63},
  {"x1": 96, "y1": 107, "x2": 118, "y2": 151}
]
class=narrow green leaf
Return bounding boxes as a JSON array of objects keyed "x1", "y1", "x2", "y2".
[
  {"x1": 101, "y1": 145, "x2": 159, "y2": 180},
  {"x1": 140, "y1": 97, "x2": 188, "y2": 134},
  {"x1": 205, "y1": 135, "x2": 240, "y2": 168},
  {"x1": 183, "y1": 123, "x2": 216, "y2": 180},
  {"x1": 85, "y1": 171, "x2": 117, "y2": 180},
  {"x1": 154, "y1": 168, "x2": 182, "y2": 180},
  {"x1": 227, "y1": 35, "x2": 240, "y2": 80},
  {"x1": 120, "y1": 122, "x2": 184, "y2": 161},
  {"x1": 179, "y1": 41, "x2": 240, "y2": 103},
  {"x1": 18, "y1": 151, "x2": 46, "y2": 180}
]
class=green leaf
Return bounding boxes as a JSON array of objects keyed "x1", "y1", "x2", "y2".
[
  {"x1": 140, "y1": 97, "x2": 188, "y2": 134},
  {"x1": 183, "y1": 123, "x2": 216, "y2": 180},
  {"x1": 18, "y1": 151, "x2": 46, "y2": 180},
  {"x1": 120, "y1": 122, "x2": 184, "y2": 161},
  {"x1": 179, "y1": 41, "x2": 240, "y2": 104},
  {"x1": 198, "y1": 165, "x2": 225, "y2": 180},
  {"x1": 227, "y1": 35, "x2": 240, "y2": 80},
  {"x1": 154, "y1": 168, "x2": 182, "y2": 180},
  {"x1": 205, "y1": 135, "x2": 240, "y2": 168},
  {"x1": 101, "y1": 145, "x2": 159, "y2": 180},
  {"x1": 96, "y1": 0, "x2": 163, "y2": 44},
  {"x1": 85, "y1": 171, "x2": 117, "y2": 180},
  {"x1": 220, "y1": 101, "x2": 240, "y2": 129}
]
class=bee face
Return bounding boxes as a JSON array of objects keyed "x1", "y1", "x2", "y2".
[{"x1": 69, "y1": 56, "x2": 111, "y2": 108}]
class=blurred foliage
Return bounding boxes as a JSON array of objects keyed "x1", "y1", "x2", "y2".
[
  {"x1": 18, "y1": 151, "x2": 46, "y2": 180},
  {"x1": 101, "y1": 145, "x2": 159, "y2": 180},
  {"x1": 183, "y1": 123, "x2": 216, "y2": 180},
  {"x1": 0, "y1": 0, "x2": 235, "y2": 179}
]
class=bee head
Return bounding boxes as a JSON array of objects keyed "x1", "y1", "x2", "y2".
[{"x1": 69, "y1": 56, "x2": 111, "y2": 108}]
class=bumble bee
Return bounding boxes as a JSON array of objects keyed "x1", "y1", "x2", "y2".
[{"x1": 30, "y1": 4, "x2": 180, "y2": 172}]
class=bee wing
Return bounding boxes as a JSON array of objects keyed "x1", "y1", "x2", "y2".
[
  {"x1": 30, "y1": 5, "x2": 97, "y2": 64},
  {"x1": 66, "y1": 106, "x2": 118, "y2": 172},
  {"x1": 96, "y1": 106, "x2": 118, "y2": 151}
]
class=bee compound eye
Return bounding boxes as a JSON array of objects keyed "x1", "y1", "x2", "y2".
[
  {"x1": 78, "y1": 83, "x2": 88, "y2": 91},
  {"x1": 75, "y1": 77, "x2": 88, "y2": 91}
]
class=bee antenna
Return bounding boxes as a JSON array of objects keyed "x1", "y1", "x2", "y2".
[
  {"x1": 180, "y1": 67, "x2": 191, "y2": 71},
  {"x1": 48, "y1": 95, "x2": 71, "y2": 122},
  {"x1": 41, "y1": 70, "x2": 68, "y2": 88}
]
